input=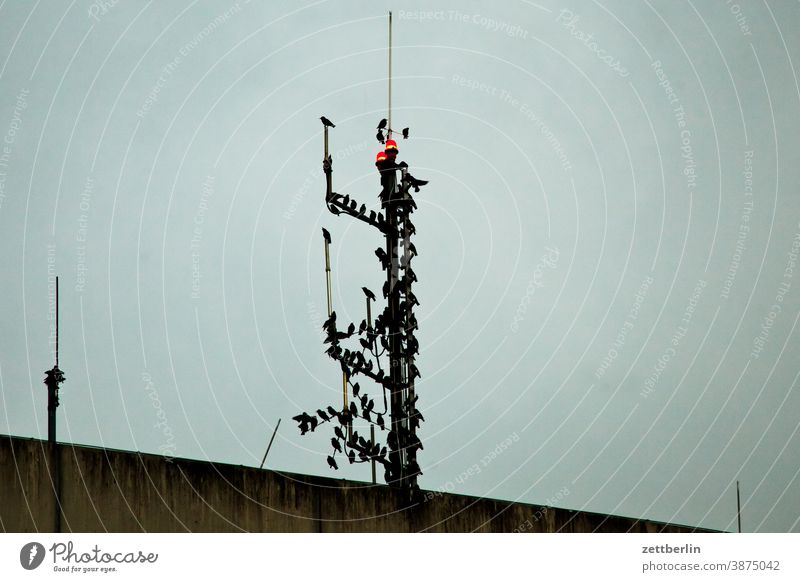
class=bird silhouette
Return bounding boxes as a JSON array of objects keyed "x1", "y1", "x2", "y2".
[
  {"x1": 322, "y1": 228, "x2": 331, "y2": 244},
  {"x1": 292, "y1": 412, "x2": 313, "y2": 424},
  {"x1": 293, "y1": 411, "x2": 314, "y2": 435},
  {"x1": 375, "y1": 248, "x2": 390, "y2": 270},
  {"x1": 410, "y1": 412, "x2": 424, "y2": 429},
  {"x1": 404, "y1": 173, "x2": 429, "y2": 192},
  {"x1": 362, "y1": 287, "x2": 376, "y2": 301},
  {"x1": 317, "y1": 409, "x2": 329, "y2": 422},
  {"x1": 331, "y1": 437, "x2": 342, "y2": 453},
  {"x1": 320, "y1": 116, "x2": 335, "y2": 127},
  {"x1": 327, "y1": 455, "x2": 338, "y2": 470},
  {"x1": 377, "y1": 118, "x2": 387, "y2": 130},
  {"x1": 322, "y1": 311, "x2": 336, "y2": 332},
  {"x1": 376, "y1": 129, "x2": 385, "y2": 144},
  {"x1": 402, "y1": 127, "x2": 409, "y2": 139}
]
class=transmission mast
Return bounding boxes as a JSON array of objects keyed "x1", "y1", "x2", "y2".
[
  {"x1": 295, "y1": 12, "x2": 425, "y2": 494},
  {"x1": 44, "y1": 276, "x2": 65, "y2": 443},
  {"x1": 43, "y1": 275, "x2": 66, "y2": 532}
]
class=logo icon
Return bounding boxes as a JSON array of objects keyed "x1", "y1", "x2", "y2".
[{"x1": 20, "y1": 542, "x2": 46, "y2": 570}]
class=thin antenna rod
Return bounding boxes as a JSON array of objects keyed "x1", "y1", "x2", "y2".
[
  {"x1": 370, "y1": 424, "x2": 376, "y2": 484},
  {"x1": 324, "y1": 237, "x2": 333, "y2": 316},
  {"x1": 736, "y1": 480, "x2": 742, "y2": 533},
  {"x1": 322, "y1": 231, "x2": 348, "y2": 411},
  {"x1": 55, "y1": 276, "x2": 59, "y2": 367},
  {"x1": 366, "y1": 296, "x2": 373, "y2": 348},
  {"x1": 259, "y1": 418, "x2": 281, "y2": 469},
  {"x1": 388, "y1": 11, "x2": 392, "y2": 135}
]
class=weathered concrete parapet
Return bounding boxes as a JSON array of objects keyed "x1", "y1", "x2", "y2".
[{"x1": 0, "y1": 435, "x2": 709, "y2": 533}]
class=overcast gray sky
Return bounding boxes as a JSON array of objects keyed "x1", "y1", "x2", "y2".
[{"x1": 1, "y1": 0, "x2": 799, "y2": 533}]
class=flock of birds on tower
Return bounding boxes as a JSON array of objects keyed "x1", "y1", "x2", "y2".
[{"x1": 290, "y1": 115, "x2": 426, "y2": 489}]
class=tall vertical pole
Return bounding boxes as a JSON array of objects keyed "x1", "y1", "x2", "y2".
[
  {"x1": 386, "y1": 8, "x2": 401, "y2": 488},
  {"x1": 388, "y1": 11, "x2": 392, "y2": 136},
  {"x1": 384, "y1": 9, "x2": 416, "y2": 492},
  {"x1": 736, "y1": 480, "x2": 742, "y2": 533}
]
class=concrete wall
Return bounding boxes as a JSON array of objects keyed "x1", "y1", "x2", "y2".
[{"x1": 1, "y1": 435, "x2": 707, "y2": 533}]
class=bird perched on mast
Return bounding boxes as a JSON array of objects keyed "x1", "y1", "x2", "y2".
[
  {"x1": 377, "y1": 118, "x2": 387, "y2": 130},
  {"x1": 320, "y1": 116, "x2": 335, "y2": 128},
  {"x1": 404, "y1": 173, "x2": 429, "y2": 192}
]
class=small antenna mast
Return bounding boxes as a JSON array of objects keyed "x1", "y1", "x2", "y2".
[
  {"x1": 259, "y1": 418, "x2": 281, "y2": 469},
  {"x1": 44, "y1": 274, "x2": 66, "y2": 532},
  {"x1": 736, "y1": 480, "x2": 742, "y2": 533},
  {"x1": 45, "y1": 276, "x2": 65, "y2": 444},
  {"x1": 56, "y1": 275, "x2": 59, "y2": 367}
]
